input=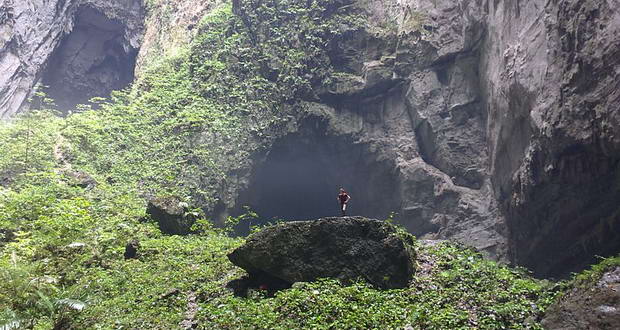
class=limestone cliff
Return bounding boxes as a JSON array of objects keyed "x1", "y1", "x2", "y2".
[
  {"x1": 135, "y1": 0, "x2": 224, "y2": 75},
  {"x1": 231, "y1": 0, "x2": 620, "y2": 274},
  {"x1": 230, "y1": 0, "x2": 507, "y2": 261},
  {"x1": 485, "y1": 0, "x2": 620, "y2": 277}
]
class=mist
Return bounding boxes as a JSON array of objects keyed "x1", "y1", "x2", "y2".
[{"x1": 236, "y1": 130, "x2": 402, "y2": 224}]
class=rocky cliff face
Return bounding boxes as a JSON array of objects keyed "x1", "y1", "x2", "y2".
[
  {"x1": 230, "y1": 0, "x2": 507, "y2": 261},
  {"x1": 233, "y1": 0, "x2": 619, "y2": 275},
  {"x1": 482, "y1": 0, "x2": 620, "y2": 277},
  {"x1": 135, "y1": 0, "x2": 223, "y2": 75},
  {"x1": 0, "y1": 0, "x2": 144, "y2": 116}
]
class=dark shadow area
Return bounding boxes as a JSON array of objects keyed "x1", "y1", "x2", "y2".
[
  {"x1": 509, "y1": 150, "x2": 620, "y2": 279},
  {"x1": 235, "y1": 124, "x2": 401, "y2": 227},
  {"x1": 226, "y1": 272, "x2": 292, "y2": 297},
  {"x1": 41, "y1": 6, "x2": 138, "y2": 111}
]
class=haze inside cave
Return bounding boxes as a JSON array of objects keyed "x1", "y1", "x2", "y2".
[
  {"x1": 236, "y1": 131, "x2": 402, "y2": 225},
  {"x1": 41, "y1": 6, "x2": 138, "y2": 111}
]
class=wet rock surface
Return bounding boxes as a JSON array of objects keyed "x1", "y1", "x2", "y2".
[
  {"x1": 542, "y1": 267, "x2": 620, "y2": 329},
  {"x1": 228, "y1": 217, "x2": 416, "y2": 289}
]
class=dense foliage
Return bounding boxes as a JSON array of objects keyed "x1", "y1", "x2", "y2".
[
  {"x1": 193, "y1": 242, "x2": 557, "y2": 329},
  {"x1": 0, "y1": 0, "x2": 611, "y2": 328}
]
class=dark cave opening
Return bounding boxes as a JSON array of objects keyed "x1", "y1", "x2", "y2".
[
  {"x1": 236, "y1": 128, "x2": 402, "y2": 225},
  {"x1": 41, "y1": 6, "x2": 138, "y2": 111}
]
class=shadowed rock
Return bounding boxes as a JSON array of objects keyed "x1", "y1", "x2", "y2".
[
  {"x1": 0, "y1": 0, "x2": 144, "y2": 117},
  {"x1": 124, "y1": 239, "x2": 139, "y2": 260},
  {"x1": 146, "y1": 197, "x2": 196, "y2": 235},
  {"x1": 228, "y1": 217, "x2": 415, "y2": 289}
]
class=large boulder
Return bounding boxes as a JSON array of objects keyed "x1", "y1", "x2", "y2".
[
  {"x1": 146, "y1": 196, "x2": 196, "y2": 235},
  {"x1": 228, "y1": 217, "x2": 416, "y2": 289},
  {"x1": 542, "y1": 266, "x2": 620, "y2": 329}
]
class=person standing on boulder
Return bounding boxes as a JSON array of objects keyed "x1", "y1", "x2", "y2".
[{"x1": 337, "y1": 188, "x2": 351, "y2": 216}]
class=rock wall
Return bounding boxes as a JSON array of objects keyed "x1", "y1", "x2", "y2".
[
  {"x1": 231, "y1": 0, "x2": 507, "y2": 260},
  {"x1": 231, "y1": 0, "x2": 619, "y2": 273},
  {"x1": 0, "y1": 0, "x2": 143, "y2": 117},
  {"x1": 135, "y1": 0, "x2": 223, "y2": 75},
  {"x1": 484, "y1": 0, "x2": 620, "y2": 277},
  {"x1": 324, "y1": 0, "x2": 619, "y2": 276}
]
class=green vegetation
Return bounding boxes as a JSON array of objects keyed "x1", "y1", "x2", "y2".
[
  {"x1": 570, "y1": 255, "x2": 620, "y2": 287},
  {"x1": 0, "y1": 0, "x2": 613, "y2": 328},
  {"x1": 49, "y1": 0, "x2": 361, "y2": 212},
  {"x1": 194, "y1": 242, "x2": 556, "y2": 329}
]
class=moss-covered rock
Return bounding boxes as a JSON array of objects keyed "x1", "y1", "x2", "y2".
[
  {"x1": 228, "y1": 216, "x2": 415, "y2": 289},
  {"x1": 146, "y1": 196, "x2": 196, "y2": 235}
]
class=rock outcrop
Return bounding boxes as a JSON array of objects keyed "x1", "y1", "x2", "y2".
[
  {"x1": 228, "y1": 217, "x2": 416, "y2": 289},
  {"x1": 0, "y1": 0, "x2": 144, "y2": 116},
  {"x1": 146, "y1": 196, "x2": 196, "y2": 236},
  {"x1": 542, "y1": 266, "x2": 620, "y2": 329},
  {"x1": 485, "y1": 0, "x2": 620, "y2": 278},
  {"x1": 124, "y1": 239, "x2": 140, "y2": 260}
]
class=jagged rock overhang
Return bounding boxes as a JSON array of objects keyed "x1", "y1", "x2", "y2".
[
  {"x1": 0, "y1": 0, "x2": 144, "y2": 118},
  {"x1": 40, "y1": 5, "x2": 140, "y2": 111}
]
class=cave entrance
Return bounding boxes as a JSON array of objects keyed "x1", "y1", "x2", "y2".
[
  {"x1": 41, "y1": 6, "x2": 139, "y2": 111},
  {"x1": 237, "y1": 129, "x2": 402, "y2": 225}
]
